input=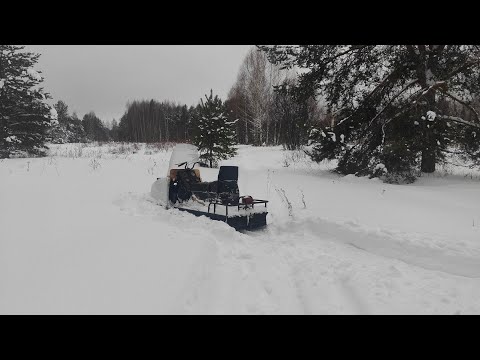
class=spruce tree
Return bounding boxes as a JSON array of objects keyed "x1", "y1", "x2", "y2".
[
  {"x1": 260, "y1": 45, "x2": 480, "y2": 183},
  {"x1": 0, "y1": 45, "x2": 58, "y2": 158},
  {"x1": 192, "y1": 90, "x2": 237, "y2": 168}
]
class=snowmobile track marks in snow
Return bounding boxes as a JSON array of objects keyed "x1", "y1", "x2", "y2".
[{"x1": 284, "y1": 217, "x2": 480, "y2": 278}]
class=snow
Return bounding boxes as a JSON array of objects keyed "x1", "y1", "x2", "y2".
[
  {"x1": 150, "y1": 177, "x2": 169, "y2": 206},
  {"x1": 49, "y1": 107, "x2": 58, "y2": 125},
  {"x1": 1, "y1": 143, "x2": 480, "y2": 314},
  {"x1": 374, "y1": 163, "x2": 387, "y2": 173},
  {"x1": 168, "y1": 143, "x2": 199, "y2": 172},
  {"x1": 427, "y1": 111, "x2": 436, "y2": 122},
  {"x1": 5, "y1": 136, "x2": 18, "y2": 143},
  {"x1": 327, "y1": 132, "x2": 336, "y2": 142},
  {"x1": 26, "y1": 68, "x2": 42, "y2": 81},
  {"x1": 426, "y1": 69, "x2": 435, "y2": 86}
]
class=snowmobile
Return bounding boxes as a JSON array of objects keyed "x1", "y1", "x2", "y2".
[{"x1": 151, "y1": 144, "x2": 269, "y2": 231}]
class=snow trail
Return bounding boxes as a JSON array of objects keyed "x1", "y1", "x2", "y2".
[{"x1": 274, "y1": 217, "x2": 480, "y2": 278}]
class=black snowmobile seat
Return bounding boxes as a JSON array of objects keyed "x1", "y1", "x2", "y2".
[
  {"x1": 218, "y1": 166, "x2": 238, "y2": 181},
  {"x1": 216, "y1": 166, "x2": 240, "y2": 205}
]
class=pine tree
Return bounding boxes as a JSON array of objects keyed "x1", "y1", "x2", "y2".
[
  {"x1": 0, "y1": 45, "x2": 58, "y2": 158},
  {"x1": 191, "y1": 90, "x2": 237, "y2": 168},
  {"x1": 260, "y1": 45, "x2": 480, "y2": 183}
]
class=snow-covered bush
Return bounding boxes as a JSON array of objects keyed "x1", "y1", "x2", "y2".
[{"x1": 282, "y1": 148, "x2": 310, "y2": 168}]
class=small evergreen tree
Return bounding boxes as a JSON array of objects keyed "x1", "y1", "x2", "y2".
[
  {"x1": 0, "y1": 45, "x2": 58, "y2": 158},
  {"x1": 191, "y1": 90, "x2": 237, "y2": 167}
]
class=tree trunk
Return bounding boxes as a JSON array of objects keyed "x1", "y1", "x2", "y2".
[
  {"x1": 421, "y1": 137, "x2": 436, "y2": 172},
  {"x1": 421, "y1": 89, "x2": 437, "y2": 173},
  {"x1": 418, "y1": 49, "x2": 437, "y2": 174}
]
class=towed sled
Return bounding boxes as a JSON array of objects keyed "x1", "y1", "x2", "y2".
[{"x1": 151, "y1": 144, "x2": 268, "y2": 231}]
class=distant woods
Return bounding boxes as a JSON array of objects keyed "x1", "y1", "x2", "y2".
[
  {"x1": 117, "y1": 101, "x2": 192, "y2": 143},
  {"x1": 50, "y1": 47, "x2": 328, "y2": 149},
  {"x1": 227, "y1": 47, "x2": 325, "y2": 149}
]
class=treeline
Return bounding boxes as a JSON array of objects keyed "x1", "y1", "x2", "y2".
[
  {"x1": 103, "y1": 48, "x2": 327, "y2": 149},
  {"x1": 50, "y1": 99, "x2": 198, "y2": 144},
  {"x1": 114, "y1": 48, "x2": 328, "y2": 149},
  {"x1": 48, "y1": 100, "x2": 113, "y2": 144},
  {"x1": 60, "y1": 47, "x2": 329, "y2": 149},
  {"x1": 48, "y1": 99, "x2": 197, "y2": 144},
  {"x1": 226, "y1": 48, "x2": 326, "y2": 149},
  {"x1": 47, "y1": 47, "x2": 328, "y2": 149},
  {"x1": 117, "y1": 100, "x2": 192, "y2": 143}
]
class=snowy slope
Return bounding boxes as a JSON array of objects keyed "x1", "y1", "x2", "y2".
[{"x1": 1, "y1": 143, "x2": 480, "y2": 314}]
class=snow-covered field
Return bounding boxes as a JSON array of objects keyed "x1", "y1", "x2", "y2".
[{"x1": 1, "y1": 143, "x2": 480, "y2": 314}]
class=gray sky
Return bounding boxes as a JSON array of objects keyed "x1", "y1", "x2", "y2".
[{"x1": 25, "y1": 45, "x2": 252, "y2": 123}]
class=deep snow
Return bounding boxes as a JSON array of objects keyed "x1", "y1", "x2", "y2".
[{"x1": 1, "y1": 143, "x2": 480, "y2": 314}]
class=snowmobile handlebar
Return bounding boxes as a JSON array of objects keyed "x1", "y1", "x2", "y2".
[
  {"x1": 176, "y1": 161, "x2": 188, "y2": 168},
  {"x1": 176, "y1": 161, "x2": 204, "y2": 170}
]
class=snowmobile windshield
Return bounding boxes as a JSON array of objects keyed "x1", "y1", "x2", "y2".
[{"x1": 168, "y1": 144, "x2": 200, "y2": 173}]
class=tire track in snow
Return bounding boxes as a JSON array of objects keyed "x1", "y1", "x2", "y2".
[
  {"x1": 114, "y1": 192, "x2": 286, "y2": 313},
  {"x1": 336, "y1": 275, "x2": 370, "y2": 315},
  {"x1": 248, "y1": 228, "x2": 365, "y2": 314},
  {"x1": 276, "y1": 217, "x2": 480, "y2": 278},
  {"x1": 113, "y1": 192, "x2": 373, "y2": 313}
]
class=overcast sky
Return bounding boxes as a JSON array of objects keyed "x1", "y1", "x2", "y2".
[{"x1": 25, "y1": 45, "x2": 253, "y2": 123}]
